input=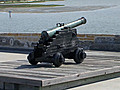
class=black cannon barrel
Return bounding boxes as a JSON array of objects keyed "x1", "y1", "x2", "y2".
[{"x1": 41, "y1": 17, "x2": 87, "y2": 41}]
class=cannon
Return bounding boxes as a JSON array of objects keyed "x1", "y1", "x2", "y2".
[{"x1": 27, "y1": 17, "x2": 87, "y2": 67}]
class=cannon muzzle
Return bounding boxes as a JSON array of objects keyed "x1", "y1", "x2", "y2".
[{"x1": 41, "y1": 17, "x2": 87, "y2": 42}]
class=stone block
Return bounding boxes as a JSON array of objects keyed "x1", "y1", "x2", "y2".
[
  {"x1": 0, "y1": 82, "x2": 3, "y2": 90},
  {"x1": 95, "y1": 37, "x2": 115, "y2": 44},
  {"x1": 19, "y1": 84, "x2": 38, "y2": 90},
  {"x1": 4, "y1": 82, "x2": 15, "y2": 90}
]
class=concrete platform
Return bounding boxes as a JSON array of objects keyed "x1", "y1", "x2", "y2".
[
  {"x1": 68, "y1": 77, "x2": 120, "y2": 90},
  {"x1": 0, "y1": 50, "x2": 120, "y2": 90}
]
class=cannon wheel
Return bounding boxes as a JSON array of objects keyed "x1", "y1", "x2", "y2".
[
  {"x1": 53, "y1": 52, "x2": 65, "y2": 67},
  {"x1": 27, "y1": 52, "x2": 38, "y2": 65},
  {"x1": 74, "y1": 48, "x2": 86, "y2": 64}
]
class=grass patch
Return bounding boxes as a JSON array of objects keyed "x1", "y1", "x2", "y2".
[
  {"x1": 0, "y1": 4, "x2": 64, "y2": 8},
  {"x1": 0, "y1": 1, "x2": 44, "y2": 4},
  {"x1": 0, "y1": 0, "x2": 64, "y2": 4}
]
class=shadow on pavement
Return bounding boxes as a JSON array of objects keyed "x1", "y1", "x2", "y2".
[
  {"x1": 15, "y1": 63, "x2": 54, "y2": 69},
  {"x1": 63, "y1": 62, "x2": 77, "y2": 65}
]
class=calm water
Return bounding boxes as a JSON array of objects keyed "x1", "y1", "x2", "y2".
[{"x1": 0, "y1": 5, "x2": 120, "y2": 35}]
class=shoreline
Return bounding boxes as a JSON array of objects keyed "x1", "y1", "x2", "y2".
[{"x1": 0, "y1": 5, "x2": 115, "y2": 13}]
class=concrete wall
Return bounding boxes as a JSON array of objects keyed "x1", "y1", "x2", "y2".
[
  {"x1": 0, "y1": 33, "x2": 120, "y2": 51},
  {"x1": 78, "y1": 34, "x2": 120, "y2": 51},
  {"x1": 0, "y1": 33, "x2": 41, "y2": 49},
  {"x1": 65, "y1": 0, "x2": 120, "y2": 6}
]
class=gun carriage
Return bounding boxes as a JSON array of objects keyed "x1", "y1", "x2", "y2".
[{"x1": 28, "y1": 17, "x2": 87, "y2": 67}]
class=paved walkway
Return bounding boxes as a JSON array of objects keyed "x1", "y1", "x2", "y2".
[
  {"x1": 69, "y1": 77, "x2": 120, "y2": 90},
  {"x1": 0, "y1": 52, "x2": 27, "y2": 62}
]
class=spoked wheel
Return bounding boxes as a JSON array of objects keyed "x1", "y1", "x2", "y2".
[
  {"x1": 27, "y1": 52, "x2": 38, "y2": 65},
  {"x1": 74, "y1": 48, "x2": 86, "y2": 64},
  {"x1": 53, "y1": 52, "x2": 65, "y2": 67}
]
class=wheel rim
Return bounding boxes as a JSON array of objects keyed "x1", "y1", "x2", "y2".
[
  {"x1": 81, "y1": 52, "x2": 86, "y2": 59},
  {"x1": 59, "y1": 54, "x2": 64, "y2": 63},
  {"x1": 78, "y1": 51, "x2": 81, "y2": 60},
  {"x1": 74, "y1": 48, "x2": 85, "y2": 64},
  {"x1": 53, "y1": 52, "x2": 65, "y2": 67},
  {"x1": 28, "y1": 52, "x2": 38, "y2": 65}
]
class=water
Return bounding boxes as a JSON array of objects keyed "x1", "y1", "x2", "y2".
[
  {"x1": 0, "y1": 5, "x2": 120, "y2": 35},
  {"x1": 65, "y1": 0, "x2": 120, "y2": 6}
]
